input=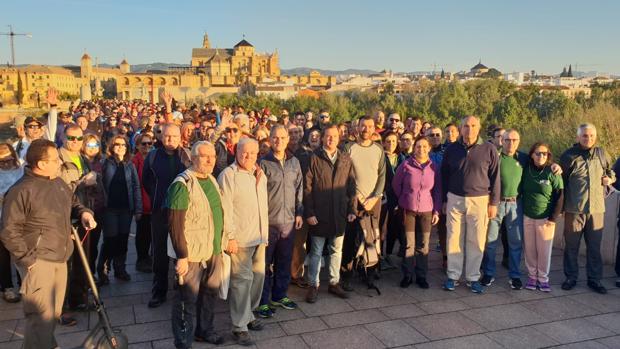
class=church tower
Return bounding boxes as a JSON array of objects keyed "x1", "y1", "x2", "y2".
[
  {"x1": 120, "y1": 58, "x2": 130, "y2": 74},
  {"x1": 80, "y1": 52, "x2": 92, "y2": 79},
  {"x1": 202, "y1": 33, "x2": 211, "y2": 48}
]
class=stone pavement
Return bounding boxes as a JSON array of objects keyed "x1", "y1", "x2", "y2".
[{"x1": 1, "y1": 237, "x2": 620, "y2": 349}]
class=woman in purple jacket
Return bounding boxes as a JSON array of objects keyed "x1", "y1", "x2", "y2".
[{"x1": 392, "y1": 136, "x2": 441, "y2": 289}]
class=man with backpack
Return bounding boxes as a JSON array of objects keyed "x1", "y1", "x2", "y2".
[{"x1": 560, "y1": 123, "x2": 615, "y2": 294}]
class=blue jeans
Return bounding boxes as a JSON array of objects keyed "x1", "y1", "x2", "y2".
[
  {"x1": 482, "y1": 200, "x2": 523, "y2": 279},
  {"x1": 308, "y1": 235, "x2": 344, "y2": 287},
  {"x1": 260, "y1": 223, "x2": 295, "y2": 305}
]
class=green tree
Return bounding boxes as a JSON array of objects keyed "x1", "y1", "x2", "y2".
[{"x1": 15, "y1": 72, "x2": 24, "y2": 105}]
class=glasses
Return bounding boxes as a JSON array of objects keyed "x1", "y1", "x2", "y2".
[
  {"x1": 26, "y1": 124, "x2": 42, "y2": 129},
  {"x1": 389, "y1": 118, "x2": 400, "y2": 122},
  {"x1": 66, "y1": 136, "x2": 84, "y2": 141},
  {"x1": 534, "y1": 151, "x2": 549, "y2": 157},
  {"x1": 320, "y1": 115, "x2": 329, "y2": 119},
  {"x1": 113, "y1": 143, "x2": 127, "y2": 148},
  {"x1": 225, "y1": 128, "x2": 239, "y2": 133},
  {"x1": 429, "y1": 133, "x2": 441, "y2": 137},
  {"x1": 85, "y1": 142, "x2": 100, "y2": 148},
  {"x1": 141, "y1": 142, "x2": 153, "y2": 146}
]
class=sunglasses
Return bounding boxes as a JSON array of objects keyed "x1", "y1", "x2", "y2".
[
  {"x1": 66, "y1": 136, "x2": 84, "y2": 141},
  {"x1": 113, "y1": 143, "x2": 127, "y2": 148},
  {"x1": 429, "y1": 133, "x2": 441, "y2": 137},
  {"x1": 141, "y1": 142, "x2": 153, "y2": 146},
  {"x1": 534, "y1": 151, "x2": 549, "y2": 157},
  {"x1": 225, "y1": 128, "x2": 239, "y2": 133},
  {"x1": 389, "y1": 119, "x2": 400, "y2": 122},
  {"x1": 26, "y1": 124, "x2": 42, "y2": 129},
  {"x1": 320, "y1": 115, "x2": 329, "y2": 119},
  {"x1": 86, "y1": 142, "x2": 100, "y2": 148}
]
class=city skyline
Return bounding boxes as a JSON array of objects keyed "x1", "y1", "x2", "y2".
[{"x1": 2, "y1": 0, "x2": 619, "y2": 75}]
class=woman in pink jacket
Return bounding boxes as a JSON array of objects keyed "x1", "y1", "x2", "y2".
[{"x1": 392, "y1": 136, "x2": 441, "y2": 289}]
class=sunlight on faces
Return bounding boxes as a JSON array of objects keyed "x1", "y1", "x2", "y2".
[
  {"x1": 308, "y1": 130, "x2": 321, "y2": 149},
  {"x1": 460, "y1": 116, "x2": 480, "y2": 142},
  {"x1": 358, "y1": 118, "x2": 375, "y2": 141},
  {"x1": 76, "y1": 116, "x2": 88, "y2": 131},
  {"x1": 322, "y1": 127, "x2": 340, "y2": 153},
  {"x1": 112, "y1": 138, "x2": 128, "y2": 159},
  {"x1": 25, "y1": 122, "x2": 43, "y2": 140},
  {"x1": 445, "y1": 125, "x2": 459, "y2": 143},
  {"x1": 399, "y1": 134, "x2": 413, "y2": 153},
  {"x1": 192, "y1": 143, "x2": 216, "y2": 175},
  {"x1": 426, "y1": 127, "x2": 443, "y2": 147},
  {"x1": 414, "y1": 138, "x2": 431, "y2": 161},
  {"x1": 236, "y1": 140, "x2": 259, "y2": 171},
  {"x1": 383, "y1": 134, "x2": 398, "y2": 154},
  {"x1": 225, "y1": 125, "x2": 241, "y2": 144},
  {"x1": 578, "y1": 126, "x2": 597, "y2": 149},
  {"x1": 42, "y1": 147, "x2": 61, "y2": 179},
  {"x1": 270, "y1": 128, "x2": 289, "y2": 154},
  {"x1": 531, "y1": 145, "x2": 550, "y2": 167},
  {"x1": 162, "y1": 125, "x2": 181, "y2": 151},
  {"x1": 65, "y1": 127, "x2": 84, "y2": 153},
  {"x1": 502, "y1": 130, "x2": 520, "y2": 155},
  {"x1": 287, "y1": 125, "x2": 302, "y2": 146}
]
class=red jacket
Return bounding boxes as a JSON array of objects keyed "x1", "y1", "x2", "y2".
[{"x1": 132, "y1": 152, "x2": 152, "y2": 214}]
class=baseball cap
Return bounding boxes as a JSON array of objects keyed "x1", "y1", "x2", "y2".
[{"x1": 24, "y1": 116, "x2": 44, "y2": 126}]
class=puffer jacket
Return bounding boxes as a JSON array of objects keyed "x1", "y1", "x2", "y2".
[{"x1": 392, "y1": 157, "x2": 442, "y2": 214}]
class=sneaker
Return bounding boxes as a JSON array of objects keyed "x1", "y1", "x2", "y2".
[
  {"x1": 468, "y1": 281, "x2": 484, "y2": 294},
  {"x1": 587, "y1": 280, "x2": 607, "y2": 294},
  {"x1": 509, "y1": 278, "x2": 523, "y2": 290},
  {"x1": 328, "y1": 283, "x2": 350, "y2": 299},
  {"x1": 561, "y1": 279, "x2": 577, "y2": 291},
  {"x1": 247, "y1": 319, "x2": 264, "y2": 331},
  {"x1": 480, "y1": 275, "x2": 495, "y2": 287},
  {"x1": 232, "y1": 331, "x2": 254, "y2": 346},
  {"x1": 2, "y1": 288, "x2": 21, "y2": 303},
  {"x1": 270, "y1": 297, "x2": 297, "y2": 310},
  {"x1": 539, "y1": 282, "x2": 552, "y2": 292},
  {"x1": 443, "y1": 279, "x2": 458, "y2": 291},
  {"x1": 305, "y1": 286, "x2": 318, "y2": 303},
  {"x1": 256, "y1": 304, "x2": 274, "y2": 318},
  {"x1": 525, "y1": 278, "x2": 537, "y2": 291}
]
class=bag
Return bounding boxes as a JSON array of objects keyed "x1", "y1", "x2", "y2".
[{"x1": 218, "y1": 252, "x2": 231, "y2": 300}]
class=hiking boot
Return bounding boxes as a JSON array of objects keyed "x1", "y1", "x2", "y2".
[
  {"x1": 2, "y1": 288, "x2": 20, "y2": 303},
  {"x1": 509, "y1": 278, "x2": 523, "y2": 290},
  {"x1": 587, "y1": 281, "x2": 607, "y2": 294},
  {"x1": 416, "y1": 278, "x2": 429, "y2": 289},
  {"x1": 525, "y1": 278, "x2": 537, "y2": 291},
  {"x1": 305, "y1": 286, "x2": 318, "y2": 303},
  {"x1": 233, "y1": 331, "x2": 254, "y2": 346},
  {"x1": 291, "y1": 277, "x2": 309, "y2": 288},
  {"x1": 328, "y1": 283, "x2": 349, "y2": 299},
  {"x1": 400, "y1": 276, "x2": 413, "y2": 288},
  {"x1": 270, "y1": 297, "x2": 297, "y2": 310},
  {"x1": 248, "y1": 319, "x2": 264, "y2": 331},
  {"x1": 256, "y1": 305, "x2": 274, "y2": 318},
  {"x1": 561, "y1": 279, "x2": 577, "y2": 290},
  {"x1": 468, "y1": 281, "x2": 484, "y2": 294},
  {"x1": 539, "y1": 282, "x2": 552, "y2": 292},
  {"x1": 443, "y1": 279, "x2": 458, "y2": 291},
  {"x1": 480, "y1": 275, "x2": 495, "y2": 287}
]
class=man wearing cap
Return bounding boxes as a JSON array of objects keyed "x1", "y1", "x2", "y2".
[{"x1": 13, "y1": 89, "x2": 58, "y2": 165}]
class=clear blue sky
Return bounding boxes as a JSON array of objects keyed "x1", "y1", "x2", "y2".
[{"x1": 2, "y1": 0, "x2": 618, "y2": 74}]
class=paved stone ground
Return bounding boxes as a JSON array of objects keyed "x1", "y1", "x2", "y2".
[{"x1": 1, "y1": 236, "x2": 620, "y2": 349}]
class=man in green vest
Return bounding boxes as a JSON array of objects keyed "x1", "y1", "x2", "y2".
[{"x1": 167, "y1": 141, "x2": 225, "y2": 348}]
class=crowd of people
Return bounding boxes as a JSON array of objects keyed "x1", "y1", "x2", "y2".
[{"x1": 1, "y1": 88, "x2": 620, "y2": 348}]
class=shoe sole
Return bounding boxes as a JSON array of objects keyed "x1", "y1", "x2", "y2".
[{"x1": 270, "y1": 302, "x2": 296, "y2": 310}]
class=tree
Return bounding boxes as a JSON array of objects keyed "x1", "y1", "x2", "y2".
[{"x1": 15, "y1": 71, "x2": 24, "y2": 106}]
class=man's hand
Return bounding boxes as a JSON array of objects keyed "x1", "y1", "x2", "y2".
[
  {"x1": 225, "y1": 239, "x2": 239, "y2": 254},
  {"x1": 175, "y1": 258, "x2": 189, "y2": 278},
  {"x1": 347, "y1": 214, "x2": 357, "y2": 222},
  {"x1": 46, "y1": 88, "x2": 59, "y2": 106},
  {"x1": 295, "y1": 215, "x2": 303, "y2": 230},
  {"x1": 81, "y1": 212, "x2": 97, "y2": 230},
  {"x1": 488, "y1": 205, "x2": 498, "y2": 219},
  {"x1": 83, "y1": 171, "x2": 97, "y2": 186},
  {"x1": 307, "y1": 216, "x2": 318, "y2": 226},
  {"x1": 431, "y1": 213, "x2": 440, "y2": 225},
  {"x1": 160, "y1": 90, "x2": 173, "y2": 112},
  {"x1": 550, "y1": 163, "x2": 563, "y2": 176},
  {"x1": 363, "y1": 197, "x2": 379, "y2": 212}
]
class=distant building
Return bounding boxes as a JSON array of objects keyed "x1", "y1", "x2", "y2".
[{"x1": 470, "y1": 60, "x2": 490, "y2": 77}]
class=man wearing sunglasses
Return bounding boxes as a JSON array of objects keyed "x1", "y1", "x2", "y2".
[
  {"x1": 214, "y1": 121, "x2": 242, "y2": 178},
  {"x1": 13, "y1": 88, "x2": 59, "y2": 165}
]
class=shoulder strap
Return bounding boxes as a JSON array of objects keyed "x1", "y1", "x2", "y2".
[{"x1": 595, "y1": 147, "x2": 609, "y2": 170}]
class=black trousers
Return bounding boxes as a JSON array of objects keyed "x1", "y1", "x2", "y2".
[
  {"x1": 151, "y1": 208, "x2": 171, "y2": 299},
  {"x1": 0, "y1": 241, "x2": 17, "y2": 290},
  {"x1": 136, "y1": 214, "x2": 152, "y2": 261},
  {"x1": 68, "y1": 212, "x2": 102, "y2": 308},
  {"x1": 380, "y1": 204, "x2": 404, "y2": 256}
]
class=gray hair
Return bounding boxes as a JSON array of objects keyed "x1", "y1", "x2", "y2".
[
  {"x1": 190, "y1": 141, "x2": 214, "y2": 157},
  {"x1": 460, "y1": 115, "x2": 480, "y2": 126},
  {"x1": 577, "y1": 123, "x2": 596, "y2": 137},
  {"x1": 161, "y1": 123, "x2": 180, "y2": 135},
  {"x1": 237, "y1": 137, "x2": 258, "y2": 152},
  {"x1": 502, "y1": 128, "x2": 520, "y2": 139},
  {"x1": 270, "y1": 124, "x2": 289, "y2": 137}
]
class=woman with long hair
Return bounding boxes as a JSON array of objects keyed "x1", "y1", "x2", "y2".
[{"x1": 98, "y1": 135, "x2": 142, "y2": 284}]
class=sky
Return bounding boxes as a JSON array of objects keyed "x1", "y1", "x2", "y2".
[{"x1": 1, "y1": 0, "x2": 619, "y2": 75}]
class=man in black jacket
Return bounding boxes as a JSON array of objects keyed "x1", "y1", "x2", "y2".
[{"x1": 0, "y1": 139, "x2": 96, "y2": 349}]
